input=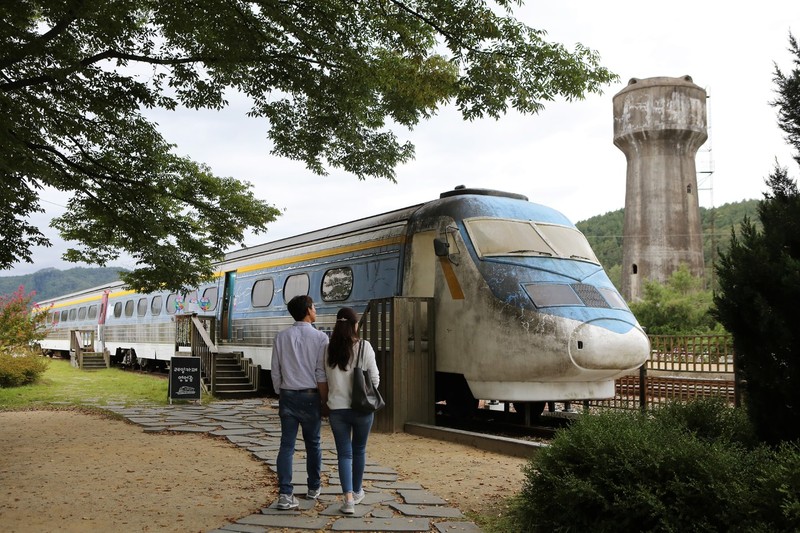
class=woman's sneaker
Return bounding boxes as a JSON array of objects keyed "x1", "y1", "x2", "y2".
[
  {"x1": 339, "y1": 498, "x2": 355, "y2": 515},
  {"x1": 277, "y1": 493, "x2": 299, "y2": 510},
  {"x1": 353, "y1": 489, "x2": 365, "y2": 505}
]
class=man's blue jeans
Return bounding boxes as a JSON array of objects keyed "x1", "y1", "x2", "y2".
[
  {"x1": 329, "y1": 409, "x2": 374, "y2": 494},
  {"x1": 277, "y1": 389, "x2": 322, "y2": 495}
]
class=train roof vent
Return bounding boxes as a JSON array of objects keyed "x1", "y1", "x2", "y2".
[{"x1": 440, "y1": 185, "x2": 528, "y2": 201}]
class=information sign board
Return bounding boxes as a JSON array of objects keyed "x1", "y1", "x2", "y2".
[{"x1": 169, "y1": 356, "x2": 202, "y2": 401}]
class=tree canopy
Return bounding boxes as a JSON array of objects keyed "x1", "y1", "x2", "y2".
[
  {"x1": 713, "y1": 34, "x2": 800, "y2": 444},
  {"x1": 1, "y1": 0, "x2": 616, "y2": 292},
  {"x1": 629, "y1": 264, "x2": 722, "y2": 335}
]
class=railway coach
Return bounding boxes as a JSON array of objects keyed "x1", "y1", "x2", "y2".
[{"x1": 36, "y1": 186, "x2": 649, "y2": 411}]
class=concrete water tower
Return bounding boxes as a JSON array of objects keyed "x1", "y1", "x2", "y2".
[{"x1": 613, "y1": 75, "x2": 707, "y2": 302}]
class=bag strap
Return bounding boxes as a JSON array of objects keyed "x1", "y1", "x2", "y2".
[{"x1": 355, "y1": 339, "x2": 364, "y2": 369}]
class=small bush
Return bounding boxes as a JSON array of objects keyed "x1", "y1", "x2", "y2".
[
  {"x1": 509, "y1": 399, "x2": 798, "y2": 532},
  {"x1": 653, "y1": 397, "x2": 758, "y2": 447},
  {"x1": 0, "y1": 351, "x2": 50, "y2": 387}
]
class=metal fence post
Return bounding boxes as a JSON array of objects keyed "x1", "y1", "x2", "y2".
[{"x1": 639, "y1": 364, "x2": 647, "y2": 413}]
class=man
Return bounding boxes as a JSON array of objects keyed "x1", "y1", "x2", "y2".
[{"x1": 271, "y1": 294, "x2": 329, "y2": 510}]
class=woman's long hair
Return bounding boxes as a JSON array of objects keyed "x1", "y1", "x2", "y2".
[{"x1": 327, "y1": 307, "x2": 359, "y2": 371}]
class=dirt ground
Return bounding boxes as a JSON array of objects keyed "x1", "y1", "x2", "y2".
[{"x1": 0, "y1": 409, "x2": 528, "y2": 532}]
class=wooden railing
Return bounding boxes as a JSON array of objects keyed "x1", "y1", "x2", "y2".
[
  {"x1": 70, "y1": 329, "x2": 109, "y2": 369},
  {"x1": 587, "y1": 334, "x2": 739, "y2": 412},
  {"x1": 359, "y1": 297, "x2": 435, "y2": 432},
  {"x1": 175, "y1": 314, "x2": 218, "y2": 393}
]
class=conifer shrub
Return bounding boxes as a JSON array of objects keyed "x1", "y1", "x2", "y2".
[
  {"x1": 0, "y1": 351, "x2": 50, "y2": 387},
  {"x1": 510, "y1": 399, "x2": 797, "y2": 532}
]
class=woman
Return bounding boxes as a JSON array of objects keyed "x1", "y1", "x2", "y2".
[{"x1": 324, "y1": 307, "x2": 380, "y2": 515}]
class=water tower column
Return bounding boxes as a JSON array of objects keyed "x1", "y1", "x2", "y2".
[{"x1": 613, "y1": 76, "x2": 707, "y2": 302}]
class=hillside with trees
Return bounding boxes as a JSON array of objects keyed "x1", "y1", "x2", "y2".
[
  {"x1": 0, "y1": 267, "x2": 124, "y2": 303},
  {"x1": 576, "y1": 199, "x2": 760, "y2": 289}
]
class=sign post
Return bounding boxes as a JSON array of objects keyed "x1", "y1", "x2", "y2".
[{"x1": 169, "y1": 356, "x2": 202, "y2": 403}]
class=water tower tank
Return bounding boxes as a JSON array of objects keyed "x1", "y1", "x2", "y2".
[{"x1": 613, "y1": 75, "x2": 707, "y2": 302}]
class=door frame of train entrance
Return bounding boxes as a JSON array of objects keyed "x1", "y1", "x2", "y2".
[{"x1": 220, "y1": 271, "x2": 236, "y2": 341}]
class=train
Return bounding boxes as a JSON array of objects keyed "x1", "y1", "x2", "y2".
[{"x1": 35, "y1": 186, "x2": 649, "y2": 412}]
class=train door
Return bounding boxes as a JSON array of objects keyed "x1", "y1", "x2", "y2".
[
  {"x1": 220, "y1": 271, "x2": 236, "y2": 341},
  {"x1": 97, "y1": 290, "x2": 109, "y2": 353}
]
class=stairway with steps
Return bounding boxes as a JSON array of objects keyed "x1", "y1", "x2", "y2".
[
  {"x1": 80, "y1": 352, "x2": 108, "y2": 370},
  {"x1": 206, "y1": 352, "x2": 259, "y2": 398}
]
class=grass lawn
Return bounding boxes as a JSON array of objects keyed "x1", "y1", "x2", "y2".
[{"x1": 0, "y1": 357, "x2": 173, "y2": 409}]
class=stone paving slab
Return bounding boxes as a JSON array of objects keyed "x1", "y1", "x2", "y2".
[
  {"x1": 433, "y1": 521, "x2": 484, "y2": 533},
  {"x1": 398, "y1": 489, "x2": 448, "y2": 505},
  {"x1": 374, "y1": 482, "x2": 424, "y2": 490},
  {"x1": 169, "y1": 424, "x2": 220, "y2": 433},
  {"x1": 330, "y1": 517, "x2": 431, "y2": 531},
  {"x1": 236, "y1": 513, "x2": 330, "y2": 530},
  {"x1": 319, "y1": 502, "x2": 372, "y2": 517},
  {"x1": 371, "y1": 508, "x2": 396, "y2": 519},
  {"x1": 362, "y1": 472, "x2": 399, "y2": 482},
  {"x1": 209, "y1": 428, "x2": 261, "y2": 436},
  {"x1": 389, "y1": 503, "x2": 464, "y2": 518}
]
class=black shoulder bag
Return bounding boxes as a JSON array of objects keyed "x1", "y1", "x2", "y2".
[{"x1": 351, "y1": 340, "x2": 385, "y2": 413}]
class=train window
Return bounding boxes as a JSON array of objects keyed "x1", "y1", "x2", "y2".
[
  {"x1": 151, "y1": 295, "x2": 163, "y2": 315},
  {"x1": 113, "y1": 302, "x2": 122, "y2": 318},
  {"x1": 252, "y1": 279, "x2": 274, "y2": 307},
  {"x1": 87, "y1": 305, "x2": 98, "y2": 319},
  {"x1": 165, "y1": 293, "x2": 178, "y2": 315},
  {"x1": 201, "y1": 287, "x2": 218, "y2": 311},
  {"x1": 51, "y1": 312, "x2": 59, "y2": 323},
  {"x1": 535, "y1": 224, "x2": 599, "y2": 264},
  {"x1": 284, "y1": 274, "x2": 309, "y2": 303},
  {"x1": 68, "y1": 308, "x2": 77, "y2": 321},
  {"x1": 321, "y1": 267, "x2": 353, "y2": 302},
  {"x1": 124, "y1": 300, "x2": 134, "y2": 317},
  {"x1": 465, "y1": 218, "x2": 556, "y2": 258},
  {"x1": 78, "y1": 307, "x2": 87, "y2": 320},
  {"x1": 61, "y1": 310, "x2": 68, "y2": 322},
  {"x1": 464, "y1": 218, "x2": 599, "y2": 264},
  {"x1": 137, "y1": 298, "x2": 148, "y2": 316},
  {"x1": 524, "y1": 284, "x2": 582, "y2": 308}
]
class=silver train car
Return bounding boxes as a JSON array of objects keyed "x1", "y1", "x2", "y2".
[{"x1": 37, "y1": 187, "x2": 648, "y2": 408}]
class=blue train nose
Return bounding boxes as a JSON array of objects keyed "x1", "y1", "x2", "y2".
[{"x1": 568, "y1": 318, "x2": 649, "y2": 371}]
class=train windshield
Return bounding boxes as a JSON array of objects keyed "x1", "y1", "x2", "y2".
[{"x1": 464, "y1": 218, "x2": 600, "y2": 264}]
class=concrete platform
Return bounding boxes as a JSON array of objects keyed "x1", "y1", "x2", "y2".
[{"x1": 107, "y1": 400, "x2": 483, "y2": 533}]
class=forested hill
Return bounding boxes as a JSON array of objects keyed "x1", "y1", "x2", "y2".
[
  {"x1": 576, "y1": 199, "x2": 761, "y2": 281},
  {"x1": 0, "y1": 267, "x2": 125, "y2": 303}
]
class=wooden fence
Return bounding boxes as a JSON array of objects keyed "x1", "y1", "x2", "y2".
[{"x1": 586, "y1": 334, "x2": 738, "y2": 412}]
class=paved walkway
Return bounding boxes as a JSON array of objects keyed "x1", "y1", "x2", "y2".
[{"x1": 106, "y1": 400, "x2": 483, "y2": 533}]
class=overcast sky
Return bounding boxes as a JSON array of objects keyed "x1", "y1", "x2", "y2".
[{"x1": 7, "y1": 0, "x2": 799, "y2": 276}]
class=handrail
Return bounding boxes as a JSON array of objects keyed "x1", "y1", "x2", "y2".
[{"x1": 175, "y1": 314, "x2": 218, "y2": 393}]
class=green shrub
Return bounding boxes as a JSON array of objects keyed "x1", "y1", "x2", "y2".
[
  {"x1": 510, "y1": 400, "x2": 796, "y2": 532},
  {"x1": 653, "y1": 397, "x2": 758, "y2": 447},
  {"x1": 0, "y1": 352, "x2": 50, "y2": 387}
]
